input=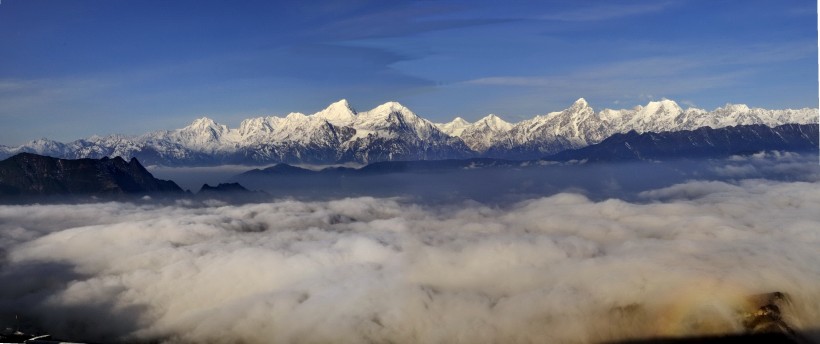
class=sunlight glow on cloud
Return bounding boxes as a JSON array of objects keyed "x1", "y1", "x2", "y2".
[{"x1": 1, "y1": 174, "x2": 819, "y2": 342}]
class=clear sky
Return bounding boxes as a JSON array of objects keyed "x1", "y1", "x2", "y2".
[{"x1": 0, "y1": 0, "x2": 817, "y2": 145}]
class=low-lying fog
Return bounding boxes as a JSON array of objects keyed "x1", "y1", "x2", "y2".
[
  {"x1": 2, "y1": 152, "x2": 819, "y2": 343},
  {"x1": 153, "y1": 151, "x2": 820, "y2": 204}
]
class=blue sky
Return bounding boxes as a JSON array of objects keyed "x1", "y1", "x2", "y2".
[{"x1": 0, "y1": 0, "x2": 817, "y2": 145}]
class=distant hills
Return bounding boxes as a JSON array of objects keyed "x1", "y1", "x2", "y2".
[
  {"x1": 1, "y1": 99, "x2": 815, "y2": 166},
  {"x1": 238, "y1": 158, "x2": 520, "y2": 179},
  {"x1": 198, "y1": 182, "x2": 250, "y2": 194}
]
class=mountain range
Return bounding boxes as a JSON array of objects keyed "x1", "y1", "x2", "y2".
[
  {"x1": 1, "y1": 99, "x2": 816, "y2": 166},
  {"x1": 230, "y1": 122, "x2": 818, "y2": 202},
  {"x1": 237, "y1": 123, "x2": 819, "y2": 178},
  {"x1": 3, "y1": 120, "x2": 815, "y2": 201}
]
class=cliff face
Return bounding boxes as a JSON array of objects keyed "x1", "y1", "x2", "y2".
[{"x1": 0, "y1": 153, "x2": 183, "y2": 196}]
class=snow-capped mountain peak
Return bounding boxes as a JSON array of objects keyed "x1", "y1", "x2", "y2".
[
  {"x1": 642, "y1": 99, "x2": 682, "y2": 114},
  {"x1": 330, "y1": 98, "x2": 353, "y2": 109},
  {"x1": 181, "y1": 117, "x2": 228, "y2": 137},
  {"x1": 351, "y1": 101, "x2": 445, "y2": 142},
  {"x1": 314, "y1": 99, "x2": 357, "y2": 126},
  {"x1": 436, "y1": 117, "x2": 471, "y2": 137},
  {"x1": 186, "y1": 117, "x2": 223, "y2": 131},
  {"x1": 238, "y1": 117, "x2": 278, "y2": 137},
  {"x1": 285, "y1": 112, "x2": 308, "y2": 120},
  {"x1": 475, "y1": 114, "x2": 513, "y2": 132},
  {"x1": 173, "y1": 117, "x2": 233, "y2": 151},
  {"x1": 451, "y1": 114, "x2": 515, "y2": 152},
  {"x1": 624, "y1": 99, "x2": 685, "y2": 133},
  {"x1": 22, "y1": 138, "x2": 67, "y2": 153},
  {"x1": 357, "y1": 101, "x2": 419, "y2": 126},
  {"x1": 570, "y1": 97, "x2": 590, "y2": 110},
  {"x1": 507, "y1": 97, "x2": 601, "y2": 149},
  {"x1": 448, "y1": 117, "x2": 471, "y2": 126},
  {"x1": 0, "y1": 98, "x2": 815, "y2": 166},
  {"x1": 717, "y1": 103, "x2": 751, "y2": 113},
  {"x1": 368, "y1": 101, "x2": 411, "y2": 116}
]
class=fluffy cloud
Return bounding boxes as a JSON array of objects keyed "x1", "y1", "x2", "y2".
[
  {"x1": 0, "y1": 178, "x2": 819, "y2": 343},
  {"x1": 713, "y1": 151, "x2": 820, "y2": 181}
]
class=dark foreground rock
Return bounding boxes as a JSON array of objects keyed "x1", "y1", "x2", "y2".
[
  {"x1": 609, "y1": 291, "x2": 814, "y2": 344},
  {"x1": 0, "y1": 153, "x2": 183, "y2": 198}
]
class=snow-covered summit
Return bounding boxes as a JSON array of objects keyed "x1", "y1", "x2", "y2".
[
  {"x1": 184, "y1": 117, "x2": 227, "y2": 134},
  {"x1": 436, "y1": 117, "x2": 471, "y2": 137},
  {"x1": 1, "y1": 98, "x2": 815, "y2": 165},
  {"x1": 238, "y1": 117, "x2": 279, "y2": 138},
  {"x1": 454, "y1": 114, "x2": 515, "y2": 152},
  {"x1": 314, "y1": 99, "x2": 357, "y2": 126},
  {"x1": 569, "y1": 97, "x2": 590, "y2": 110},
  {"x1": 353, "y1": 101, "x2": 440, "y2": 141},
  {"x1": 363, "y1": 101, "x2": 410, "y2": 117},
  {"x1": 175, "y1": 117, "x2": 232, "y2": 150},
  {"x1": 475, "y1": 114, "x2": 513, "y2": 132},
  {"x1": 625, "y1": 99, "x2": 685, "y2": 132},
  {"x1": 643, "y1": 99, "x2": 682, "y2": 114},
  {"x1": 718, "y1": 103, "x2": 751, "y2": 113},
  {"x1": 492, "y1": 97, "x2": 602, "y2": 153}
]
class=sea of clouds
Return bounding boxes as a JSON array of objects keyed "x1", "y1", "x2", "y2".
[{"x1": 0, "y1": 152, "x2": 819, "y2": 343}]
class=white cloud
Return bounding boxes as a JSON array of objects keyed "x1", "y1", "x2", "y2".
[
  {"x1": 638, "y1": 180, "x2": 745, "y2": 200},
  {"x1": 460, "y1": 60, "x2": 750, "y2": 109},
  {"x1": 536, "y1": 2, "x2": 677, "y2": 22},
  {"x1": 714, "y1": 151, "x2": 820, "y2": 181},
  {"x1": 457, "y1": 39, "x2": 817, "y2": 110},
  {"x1": 0, "y1": 178, "x2": 819, "y2": 342}
]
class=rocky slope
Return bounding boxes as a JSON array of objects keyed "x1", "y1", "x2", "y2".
[{"x1": 0, "y1": 153, "x2": 183, "y2": 196}]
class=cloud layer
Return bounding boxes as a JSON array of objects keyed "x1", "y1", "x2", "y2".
[{"x1": 1, "y1": 170, "x2": 819, "y2": 342}]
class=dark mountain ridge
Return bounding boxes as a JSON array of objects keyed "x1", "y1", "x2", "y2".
[
  {"x1": 198, "y1": 182, "x2": 250, "y2": 194},
  {"x1": 237, "y1": 158, "x2": 521, "y2": 179},
  {"x1": 546, "y1": 123, "x2": 818, "y2": 162},
  {"x1": 0, "y1": 153, "x2": 183, "y2": 197}
]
